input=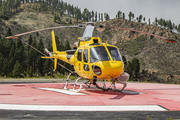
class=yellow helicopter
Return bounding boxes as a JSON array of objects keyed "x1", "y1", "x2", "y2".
[{"x1": 6, "y1": 22, "x2": 177, "y2": 92}]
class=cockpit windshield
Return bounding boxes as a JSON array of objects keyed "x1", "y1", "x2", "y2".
[
  {"x1": 90, "y1": 46, "x2": 110, "y2": 63},
  {"x1": 90, "y1": 46, "x2": 122, "y2": 63},
  {"x1": 107, "y1": 47, "x2": 122, "y2": 61}
]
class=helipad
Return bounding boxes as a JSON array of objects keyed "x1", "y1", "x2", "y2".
[{"x1": 0, "y1": 82, "x2": 180, "y2": 111}]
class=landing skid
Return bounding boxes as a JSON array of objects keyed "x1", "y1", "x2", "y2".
[
  {"x1": 63, "y1": 73, "x2": 128, "y2": 93},
  {"x1": 95, "y1": 81, "x2": 127, "y2": 92},
  {"x1": 63, "y1": 73, "x2": 83, "y2": 92},
  {"x1": 84, "y1": 80, "x2": 127, "y2": 92}
]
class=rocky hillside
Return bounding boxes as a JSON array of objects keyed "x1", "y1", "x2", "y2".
[
  {"x1": 0, "y1": 3, "x2": 84, "y2": 46},
  {"x1": 1, "y1": 3, "x2": 180, "y2": 77},
  {"x1": 100, "y1": 19, "x2": 180, "y2": 76}
]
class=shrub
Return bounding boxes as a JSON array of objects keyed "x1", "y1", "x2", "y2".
[{"x1": 0, "y1": 15, "x2": 9, "y2": 20}]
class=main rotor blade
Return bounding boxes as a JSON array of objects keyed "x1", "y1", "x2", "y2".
[
  {"x1": 6, "y1": 25, "x2": 83, "y2": 39},
  {"x1": 99, "y1": 25, "x2": 177, "y2": 43}
]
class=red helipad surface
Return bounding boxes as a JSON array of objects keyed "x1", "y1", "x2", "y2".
[{"x1": 0, "y1": 82, "x2": 180, "y2": 111}]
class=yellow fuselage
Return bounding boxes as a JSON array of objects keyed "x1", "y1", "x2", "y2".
[{"x1": 52, "y1": 37, "x2": 124, "y2": 80}]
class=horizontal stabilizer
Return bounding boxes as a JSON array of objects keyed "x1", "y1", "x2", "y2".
[{"x1": 41, "y1": 57, "x2": 60, "y2": 59}]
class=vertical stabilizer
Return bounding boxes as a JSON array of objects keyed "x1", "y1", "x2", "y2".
[{"x1": 52, "y1": 31, "x2": 57, "y2": 52}]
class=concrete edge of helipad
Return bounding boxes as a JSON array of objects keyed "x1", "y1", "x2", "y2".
[{"x1": 0, "y1": 104, "x2": 167, "y2": 111}]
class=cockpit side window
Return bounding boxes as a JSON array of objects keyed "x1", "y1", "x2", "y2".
[
  {"x1": 107, "y1": 47, "x2": 122, "y2": 61},
  {"x1": 77, "y1": 49, "x2": 82, "y2": 61},
  {"x1": 83, "y1": 49, "x2": 88, "y2": 63}
]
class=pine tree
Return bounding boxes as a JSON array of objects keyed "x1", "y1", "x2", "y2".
[
  {"x1": 54, "y1": 14, "x2": 57, "y2": 22},
  {"x1": 162, "y1": 19, "x2": 167, "y2": 28},
  {"x1": 37, "y1": 38, "x2": 45, "y2": 75},
  {"x1": 132, "y1": 58, "x2": 140, "y2": 79},
  {"x1": 148, "y1": 18, "x2": 151, "y2": 25},
  {"x1": 158, "y1": 18, "x2": 163, "y2": 27},
  {"x1": 101, "y1": 13, "x2": 103, "y2": 22},
  {"x1": 55, "y1": 36, "x2": 60, "y2": 50},
  {"x1": 9, "y1": 43, "x2": 15, "y2": 59},
  {"x1": 3, "y1": 39, "x2": 13, "y2": 58},
  {"x1": 117, "y1": 11, "x2": 122, "y2": 18},
  {"x1": 143, "y1": 17, "x2": 146, "y2": 23},
  {"x1": 0, "y1": 54, "x2": 4, "y2": 74},
  {"x1": 27, "y1": 35, "x2": 33, "y2": 54},
  {"x1": 0, "y1": 0, "x2": 2, "y2": 8},
  {"x1": 2, "y1": 59, "x2": 8, "y2": 75},
  {"x1": 155, "y1": 17, "x2": 158, "y2": 26},
  {"x1": 38, "y1": 38, "x2": 44, "y2": 52},
  {"x1": 8, "y1": 57, "x2": 16, "y2": 75},
  {"x1": 177, "y1": 24, "x2": 180, "y2": 32},
  {"x1": 16, "y1": 38, "x2": 23, "y2": 48},
  {"x1": 14, "y1": 39, "x2": 25, "y2": 64},
  {"x1": 75, "y1": 13, "x2": 78, "y2": 22},
  {"x1": 126, "y1": 61, "x2": 133, "y2": 79},
  {"x1": 8, "y1": 43, "x2": 16, "y2": 74},
  {"x1": 28, "y1": 37, "x2": 38, "y2": 71},
  {"x1": 123, "y1": 13, "x2": 125, "y2": 19},
  {"x1": 60, "y1": 11, "x2": 63, "y2": 16},
  {"x1": 43, "y1": 42, "x2": 53, "y2": 74},
  {"x1": 44, "y1": 59, "x2": 53, "y2": 74},
  {"x1": 5, "y1": 28, "x2": 12, "y2": 37},
  {"x1": 138, "y1": 15, "x2": 143, "y2": 23},
  {"x1": 60, "y1": 64, "x2": 65, "y2": 74},
  {"x1": 13, "y1": 60, "x2": 23, "y2": 78},
  {"x1": 65, "y1": 40, "x2": 71, "y2": 50},
  {"x1": 167, "y1": 20, "x2": 173, "y2": 30},
  {"x1": 95, "y1": 11, "x2": 97, "y2": 22},
  {"x1": 126, "y1": 58, "x2": 140, "y2": 79},
  {"x1": 122, "y1": 56, "x2": 127, "y2": 68},
  {"x1": 91, "y1": 10, "x2": 94, "y2": 21},
  {"x1": 69, "y1": 19, "x2": 72, "y2": 24},
  {"x1": 128, "y1": 11, "x2": 132, "y2": 21},
  {"x1": 82, "y1": 8, "x2": 89, "y2": 21},
  {"x1": 59, "y1": 41, "x2": 65, "y2": 51},
  {"x1": 104, "y1": 13, "x2": 110, "y2": 21},
  {"x1": 136, "y1": 17, "x2": 139, "y2": 22},
  {"x1": 36, "y1": 32, "x2": 39, "y2": 37},
  {"x1": 0, "y1": 38, "x2": 4, "y2": 56},
  {"x1": 172, "y1": 23, "x2": 176, "y2": 29},
  {"x1": 131, "y1": 13, "x2": 135, "y2": 20},
  {"x1": 99, "y1": 13, "x2": 100, "y2": 22},
  {"x1": 87, "y1": 11, "x2": 91, "y2": 21},
  {"x1": 28, "y1": 66, "x2": 33, "y2": 77}
]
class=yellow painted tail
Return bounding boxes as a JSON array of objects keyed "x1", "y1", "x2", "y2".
[
  {"x1": 52, "y1": 31, "x2": 57, "y2": 71},
  {"x1": 52, "y1": 31, "x2": 57, "y2": 52},
  {"x1": 53, "y1": 58, "x2": 57, "y2": 71}
]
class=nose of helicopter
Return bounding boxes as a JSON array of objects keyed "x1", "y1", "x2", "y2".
[{"x1": 98, "y1": 61, "x2": 124, "y2": 79}]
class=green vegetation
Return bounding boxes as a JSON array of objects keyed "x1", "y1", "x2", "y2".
[
  {"x1": 0, "y1": 28, "x2": 73, "y2": 78},
  {"x1": 0, "y1": 0, "x2": 179, "y2": 83}
]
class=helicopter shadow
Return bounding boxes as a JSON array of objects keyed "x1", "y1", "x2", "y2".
[
  {"x1": 60, "y1": 84, "x2": 141, "y2": 100},
  {"x1": 84, "y1": 86, "x2": 140, "y2": 100},
  {"x1": 109, "y1": 90, "x2": 140, "y2": 99}
]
